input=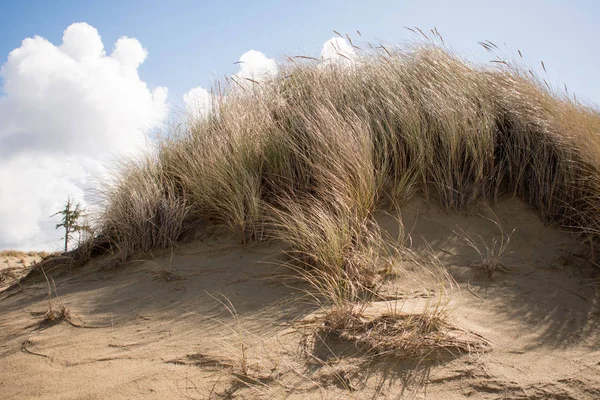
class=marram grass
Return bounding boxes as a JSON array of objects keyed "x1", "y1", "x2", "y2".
[
  {"x1": 22, "y1": 40, "x2": 600, "y2": 362},
  {"x1": 98, "y1": 43, "x2": 600, "y2": 257}
]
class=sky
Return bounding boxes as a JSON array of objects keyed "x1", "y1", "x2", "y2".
[{"x1": 0, "y1": 0, "x2": 598, "y2": 251}]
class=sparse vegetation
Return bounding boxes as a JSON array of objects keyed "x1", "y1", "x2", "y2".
[
  {"x1": 0, "y1": 250, "x2": 27, "y2": 258},
  {"x1": 152, "y1": 268, "x2": 186, "y2": 282},
  {"x1": 455, "y1": 210, "x2": 516, "y2": 277},
  {"x1": 315, "y1": 305, "x2": 488, "y2": 361},
  {"x1": 40, "y1": 267, "x2": 71, "y2": 327},
  {"x1": 0, "y1": 250, "x2": 48, "y2": 258},
  {"x1": 207, "y1": 292, "x2": 252, "y2": 377},
  {"x1": 42, "y1": 302, "x2": 71, "y2": 325}
]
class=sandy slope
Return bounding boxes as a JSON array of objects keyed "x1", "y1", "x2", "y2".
[
  {"x1": 0, "y1": 198, "x2": 598, "y2": 399},
  {"x1": 0, "y1": 254, "x2": 41, "y2": 292}
]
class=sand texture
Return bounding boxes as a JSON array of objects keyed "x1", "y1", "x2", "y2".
[{"x1": 1, "y1": 198, "x2": 598, "y2": 399}]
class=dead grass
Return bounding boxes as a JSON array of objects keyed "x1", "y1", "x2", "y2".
[
  {"x1": 315, "y1": 305, "x2": 489, "y2": 361},
  {"x1": 455, "y1": 209, "x2": 515, "y2": 278},
  {"x1": 0, "y1": 250, "x2": 49, "y2": 258},
  {"x1": 0, "y1": 250, "x2": 27, "y2": 258},
  {"x1": 152, "y1": 268, "x2": 186, "y2": 282},
  {"x1": 206, "y1": 292, "x2": 252, "y2": 377},
  {"x1": 42, "y1": 303, "x2": 71, "y2": 326},
  {"x1": 37, "y1": 266, "x2": 71, "y2": 328}
]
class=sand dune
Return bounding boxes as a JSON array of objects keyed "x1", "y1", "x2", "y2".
[
  {"x1": 0, "y1": 253, "x2": 42, "y2": 292},
  {"x1": 1, "y1": 197, "x2": 598, "y2": 399}
]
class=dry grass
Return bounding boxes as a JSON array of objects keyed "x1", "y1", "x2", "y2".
[
  {"x1": 0, "y1": 250, "x2": 49, "y2": 258},
  {"x1": 152, "y1": 268, "x2": 186, "y2": 282},
  {"x1": 42, "y1": 303, "x2": 71, "y2": 325},
  {"x1": 315, "y1": 304, "x2": 488, "y2": 361},
  {"x1": 206, "y1": 292, "x2": 252, "y2": 377},
  {"x1": 98, "y1": 157, "x2": 192, "y2": 255},
  {"x1": 455, "y1": 209, "x2": 515, "y2": 277},
  {"x1": 0, "y1": 250, "x2": 27, "y2": 258},
  {"x1": 87, "y1": 40, "x2": 600, "y2": 265},
  {"x1": 30, "y1": 37, "x2": 600, "y2": 363},
  {"x1": 38, "y1": 267, "x2": 71, "y2": 327}
]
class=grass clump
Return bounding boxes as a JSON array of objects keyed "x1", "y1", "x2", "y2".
[
  {"x1": 455, "y1": 209, "x2": 516, "y2": 278},
  {"x1": 316, "y1": 305, "x2": 488, "y2": 361},
  {"x1": 42, "y1": 303, "x2": 71, "y2": 326},
  {"x1": 99, "y1": 157, "x2": 192, "y2": 255}
]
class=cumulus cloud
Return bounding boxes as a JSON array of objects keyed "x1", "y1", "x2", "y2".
[
  {"x1": 60, "y1": 22, "x2": 105, "y2": 61},
  {"x1": 111, "y1": 36, "x2": 149, "y2": 74},
  {"x1": 183, "y1": 86, "x2": 213, "y2": 119},
  {"x1": 182, "y1": 37, "x2": 359, "y2": 117},
  {"x1": 234, "y1": 50, "x2": 278, "y2": 83},
  {"x1": 0, "y1": 22, "x2": 168, "y2": 250},
  {"x1": 320, "y1": 37, "x2": 357, "y2": 67},
  {"x1": 183, "y1": 49, "x2": 277, "y2": 116}
]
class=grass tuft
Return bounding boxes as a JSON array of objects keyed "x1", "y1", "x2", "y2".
[
  {"x1": 315, "y1": 304, "x2": 489, "y2": 361},
  {"x1": 455, "y1": 209, "x2": 516, "y2": 278}
]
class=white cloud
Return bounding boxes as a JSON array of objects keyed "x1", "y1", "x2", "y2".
[
  {"x1": 233, "y1": 50, "x2": 278, "y2": 83},
  {"x1": 183, "y1": 49, "x2": 277, "y2": 116},
  {"x1": 320, "y1": 37, "x2": 356, "y2": 67},
  {"x1": 183, "y1": 86, "x2": 213, "y2": 119},
  {"x1": 0, "y1": 22, "x2": 168, "y2": 250},
  {"x1": 60, "y1": 23, "x2": 105, "y2": 61},
  {"x1": 111, "y1": 36, "x2": 147, "y2": 68}
]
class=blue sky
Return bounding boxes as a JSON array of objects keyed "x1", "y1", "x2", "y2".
[
  {"x1": 0, "y1": 0, "x2": 599, "y2": 250},
  {"x1": 1, "y1": 0, "x2": 599, "y2": 105}
]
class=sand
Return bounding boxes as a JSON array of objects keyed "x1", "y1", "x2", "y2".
[
  {"x1": 0, "y1": 253, "x2": 42, "y2": 292},
  {"x1": 1, "y1": 197, "x2": 598, "y2": 399}
]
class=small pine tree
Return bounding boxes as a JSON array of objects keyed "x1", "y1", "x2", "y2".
[{"x1": 52, "y1": 198, "x2": 89, "y2": 253}]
